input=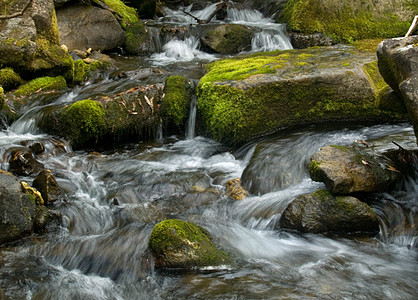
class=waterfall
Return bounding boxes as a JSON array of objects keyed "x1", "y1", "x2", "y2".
[{"x1": 185, "y1": 93, "x2": 197, "y2": 139}]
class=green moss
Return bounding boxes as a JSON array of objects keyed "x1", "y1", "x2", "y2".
[
  {"x1": 0, "y1": 68, "x2": 23, "y2": 91},
  {"x1": 362, "y1": 61, "x2": 388, "y2": 92},
  {"x1": 351, "y1": 39, "x2": 384, "y2": 53},
  {"x1": 330, "y1": 145, "x2": 351, "y2": 152},
  {"x1": 149, "y1": 219, "x2": 231, "y2": 268},
  {"x1": 280, "y1": 0, "x2": 412, "y2": 43},
  {"x1": 125, "y1": 22, "x2": 148, "y2": 54},
  {"x1": 162, "y1": 76, "x2": 191, "y2": 128},
  {"x1": 308, "y1": 160, "x2": 323, "y2": 182},
  {"x1": 13, "y1": 76, "x2": 67, "y2": 97},
  {"x1": 312, "y1": 189, "x2": 332, "y2": 200},
  {"x1": 62, "y1": 99, "x2": 106, "y2": 147},
  {"x1": 101, "y1": 0, "x2": 140, "y2": 29},
  {"x1": 203, "y1": 24, "x2": 252, "y2": 54},
  {"x1": 73, "y1": 60, "x2": 87, "y2": 84},
  {"x1": 0, "y1": 87, "x2": 4, "y2": 110}
]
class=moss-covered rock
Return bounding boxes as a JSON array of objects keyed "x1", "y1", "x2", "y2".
[
  {"x1": 278, "y1": 0, "x2": 416, "y2": 43},
  {"x1": 124, "y1": 22, "x2": 152, "y2": 55},
  {"x1": 0, "y1": 87, "x2": 4, "y2": 111},
  {"x1": 278, "y1": 189, "x2": 380, "y2": 235},
  {"x1": 149, "y1": 219, "x2": 231, "y2": 269},
  {"x1": 13, "y1": 76, "x2": 67, "y2": 97},
  {"x1": 161, "y1": 76, "x2": 193, "y2": 132},
  {"x1": 201, "y1": 24, "x2": 253, "y2": 54},
  {"x1": 101, "y1": 0, "x2": 140, "y2": 29},
  {"x1": 0, "y1": 68, "x2": 24, "y2": 91},
  {"x1": 197, "y1": 46, "x2": 407, "y2": 145},
  {"x1": 309, "y1": 145, "x2": 402, "y2": 194},
  {"x1": 39, "y1": 84, "x2": 165, "y2": 149}
]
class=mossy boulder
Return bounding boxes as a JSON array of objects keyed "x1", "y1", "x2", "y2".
[
  {"x1": 161, "y1": 75, "x2": 193, "y2": 133},
  {"x1": 201, "y1": 24, "x2": 253, "y2": 54},
  {"x1": 101, "y1": 0, "x2": 140, "y2": 29},
  {"x1": 278, "y1": 189, "x2": 380, "y2": 236},
  {"x1": 0, "y1": 0, "x2": 74, "y2": 80},
  {"x1": 278, "y1": 0, "x2": 416, "y2": 43},
  {"x1": 0, "y1": 68, "x2": 24, "y2": 91},
  {"x1": 13, "y1": 76, "x2": 67, "y2": 97},
  {"x1": 197, "y1": 46, "x2": 406, "y2": 145},
  {"x1": 149, "y1": 219, "x2": 231, "y2": 269},
  {"x1": 39, "y1": 84, "x2": 165, "y2": 149},
  {"x1": 309, "y1": 145, "x2": 402, "y2": 194},
  {"x1": 124, "y1": 22, "x2": 154, "y2": 55}
]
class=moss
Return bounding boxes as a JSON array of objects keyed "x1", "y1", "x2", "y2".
[
  {"x1": 0, "y1": 87, "x2": 4, "y2": 110},
  {"x1": 329, "y1": 145, "x2": 351, "y2": 152},
  {"x1": 162, "y1": 76, "x2": 191, "y2": 128},
  {"x1": 13, "y1": 76, "x2": 67, "y2": 97},
  {"x1": 203, "y1": 24, "x2": 253, "y2": 54},
  {"x1": 73, "y1": 60, "x2": 87, "y2": 84},
  {"x1": 279, "y1": 0, "x2": 412, "y2": 43},
  {"x1": 308, "y1": 160, "x2": 323, "y2": 182},
  {"x1": 351, "y1": 39, "x2": 384, "y2": 53},
  {"x1": 312, "y1": 189, "x2": 332, "y2": 200},
  {"x1": 125, "y1": 22, "x2": 148, "y2": 54},
  {"x1": 21, "y1": 181, "x2": 44, "y2": 206},
  {"x1": 101, "y1": 0, "x2": 140, "y2": 29},
  {"x1": 62, "y1": 99, "x2": 106, "y2": 148},
  {"x1": 0, "y1": 68, "x2": 24, "y2": 91},
  {"x1": 149, "y1": 219, "x2": 231, "y2": 268}
]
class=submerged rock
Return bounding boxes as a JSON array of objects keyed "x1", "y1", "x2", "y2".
[
  {"x1": 197, "y1": 46, "x2": 406, "y2": 145},
  {"x1": 149, "y1": 219, "x2": 231, "y2": 269},
  {"x1": 225, "y1": 178, "x2": 248, "y2": 200},
  {"x1": 309, "y1": 145, "x2": 402, "y2": 194},
  {"x1": 377, "y1": 36, "x2": 418, "y2": 145},
  {"x1": 279, "y1": 189, "x2": 380, "y2": 236}
]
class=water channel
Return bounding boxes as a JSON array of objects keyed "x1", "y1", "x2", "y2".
[{"x1": 0, "y1": 2, "x2": 417, "y2": 299}]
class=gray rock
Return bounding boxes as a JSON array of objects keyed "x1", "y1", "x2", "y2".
[
  {"x1": 56, "y1": 4, "x2": 126, "y2": 51},
  {"x1": 278, "y1": 190, "x2": 380, "y2": 235},
  {"x1": 201, "y1": 24, "x2": 253, "y2": 54},
  {"x1": 309, "y1": 145, "x2": 402, "y2": 194}
]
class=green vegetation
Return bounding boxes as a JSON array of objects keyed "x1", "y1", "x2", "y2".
[
  {"x1": 0, "y1": 68, "x2": 23, "y2": 91},
  {"x1": 279, "y1": 0, "x2": 413, "y2": 43},
  {"x1": 162, "y1": 76, "x2": 191, "y2": 128},
  {"x1": 62, "y1": 99, "x2": 106, "y2": 148},
  {"x1": 101, "y1": 0, "x2": 140, "y2": 29},
  {"x1": 0, "y1": 87, "x2": 4, "y2": 110},
  {"x1": 13, "y1": 76, "x2": 67, "y2": 97},
  {"x1": 125, "y1": 22, "x2": 148, "y2": 54},
  {"x1": 149, "y1": 219, "x2": 231, "y2": 268}
]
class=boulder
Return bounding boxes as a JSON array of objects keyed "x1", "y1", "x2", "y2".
[
  {"x1": 56, "y1": 4, "x2": 126, "y2": 52},
  {"x1": 7, "y1": 147, "x2": 45, "y2": 176},
  {"x1": 377, "y1": 36, "x2": 418, "y2": 145},
  {"x1": 148, "y1": 219, "x2": 231, "y2": 269},
  {"x1": 197, "y1": 46, "x2": 406, "y2": 145},
  {"x1": 288, "y1": 32, "x2": 335, "y2": 49},
  {"x1": 278, "y1": 189, "x2": 380, "y2": 235},
  {"x1": 12, "y1": 76, "x2": 67, "y2": 97},
  {"x1": 32, "y1": 169, "x2": 62, "y2": 205},
  {"x1": 124, "y1": 23, "x2": 157, "y2": 55},
  {"x1": 0, "y1": 0, "x2": 73, "y2": 80},
  {"x1": 38, "y1": 83, "x2": 165, "y2": 149},
  {"x1": 201, "y1": 24, "x2": 253, "y2": 54},
  {"x1": 309, "y1": 145, "x2": 402, "y2": 194},
  {"x1": 278, "y1": 0, "x2": 415, "y2": 43},
  {"x1": 225, "y1": 178, "x2": 248, "y2": 200},
  {"x1": 0, "y1": 68, "x2": 24, "y2": 91}
]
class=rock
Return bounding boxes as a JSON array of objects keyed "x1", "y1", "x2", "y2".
[
  {"x1": 21, "y1": 181, "x2": 44, "y2": 205},
  {"x1": 13, "y1": 76, "x2": 67, "y2": 97},
  {"x1": 39, "y1": 83, "x2": 165, "y2": 149},
  {"x1": 309, "y1": 145, "x2": 402, "y2": 194},
  {"x1": 124, "y1": 23, "x2": 157, "y2": 55},
  {"x1": 225, "y1": 178, "x2": 248, "y2": 200},
  {"x1": 148, "y1": 219, "x2": 231, "y2": 269},
  {"x1": 0, "y1": 0, "x2": 74, "y2": 80},
  {"x1": 32, "y1": 169, "x2": 62, "y2": 205},
  {"x1": 0, "y1": 172, "x2": 35, "y2": 245},
  {"x1": 26, "y1": 141, "x2": 45, "y2": 155},
  {"x1": 0, "y1": 68, "x2": 24, "y2": 91},
  {"x1": 7, "y1": 147, "x2": 45, "y2": 176},
  {"x1": 101, "y1": 0, "x2": 140, "y2": 29},
  {"x1": 161, "y1": 75, "x2": 193, "y2": 134},
  {"x1": 197, "y1": 46, "x2": 406, "y2": 145},
  {"x1": 56, "y1": 4, "x2": 126, "y2": 52},
  {"x1": 288, "y1": 32, "x2": 335, "y2": 49},
  {"x1": 377, "y1": 36, "x2": 418, "y2": 145},
  {"x1": 201, "y1": 24, "x2": 253, "y2": 54},
  {"x1": 278, "y1": 189, "x2": 380, "y2": 235},
  {"x1": 278, "y1": 0, "x2": 415, "y2": 43}
]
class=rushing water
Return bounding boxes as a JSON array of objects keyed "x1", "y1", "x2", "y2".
[{"x1": 1, "y1": 1, "x2": 418, "y2": 299}]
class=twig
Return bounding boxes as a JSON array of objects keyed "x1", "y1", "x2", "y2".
[
  {"x1": 0, "y1": 0, "x2": 32, "y2": 20},
  {"x1": 405, "y1": 15, "x2": 418, "y2": 38}
]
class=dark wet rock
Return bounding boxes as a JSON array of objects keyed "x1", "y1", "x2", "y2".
[
  {"x1": 32, "y1": 169, "x2": 62, "y2": 205},
  {"x1": 377, "y1": 36, "x2": 418, "y2": 145},
  {"x1": 21, "y1": 181, "x2": 44, "y2": 205},
  {"x1": 201, "y1": 24, "x2": 253, "y2": 54},
  {"x1": 7, "y1": 147, "x2": 45, "y2": 176},
  {"x1": 39, "y1": 83, "x2": 165, "y2": 149},
  {"x1": 0, "y1": 68, "x2": 24, "y2": 92},
  {"x1": 149, "y1": 219, "x2": 231, "y2": 269},
  {"x1": 225, "y1": 178, "x2": 248, "y2": 200},
  {"x1": 197, "y1": 46, "x2": 406, "y2": 145},
  {"x1": 288, "y1": 32, "x2": 335, "y2": 49},
  {"x1": 56, "y1": 4, "x2": 126, "y2": 52},
  {"x1": 125, "y1": 23, "x2": 159, "y2": 56},
  {"x1": 278, "y1": 190, "x2": 380, "y2": 236},
  {"x1": 0, "y1": 0, "x2": 74, "y2": 80},
  {"x1": 309, "y1": 145, "x2": 402, "y2": 194},
  {"x1": 25, "y1": 141, "x2": 45, "y2": 155}
]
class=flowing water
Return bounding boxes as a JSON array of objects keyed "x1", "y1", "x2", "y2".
[{"x1": 1, "y1": 1, "x2": 418, "y2": 299}]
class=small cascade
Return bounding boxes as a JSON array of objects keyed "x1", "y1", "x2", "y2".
[
  {"x1": 251, "y1": 28, "x2": 293, "y2": 52},
  {"x1": 185, "y1": 93, "x2": 197, "y2": 139},
  {"x1": 227, "y1": 7, "x2": 269, "y2": 23}
]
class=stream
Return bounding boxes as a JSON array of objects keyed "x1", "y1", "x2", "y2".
[{"x1": 1, "y1": 2, "x2": 417, "y2": 299}]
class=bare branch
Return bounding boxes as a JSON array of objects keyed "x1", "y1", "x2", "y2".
[
  {"x1": 405, "y1": 15, "x2": 418, "y2": 38},
  {"x1": 0, "y1": 0, "x2": 32, "y2": 20}
]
